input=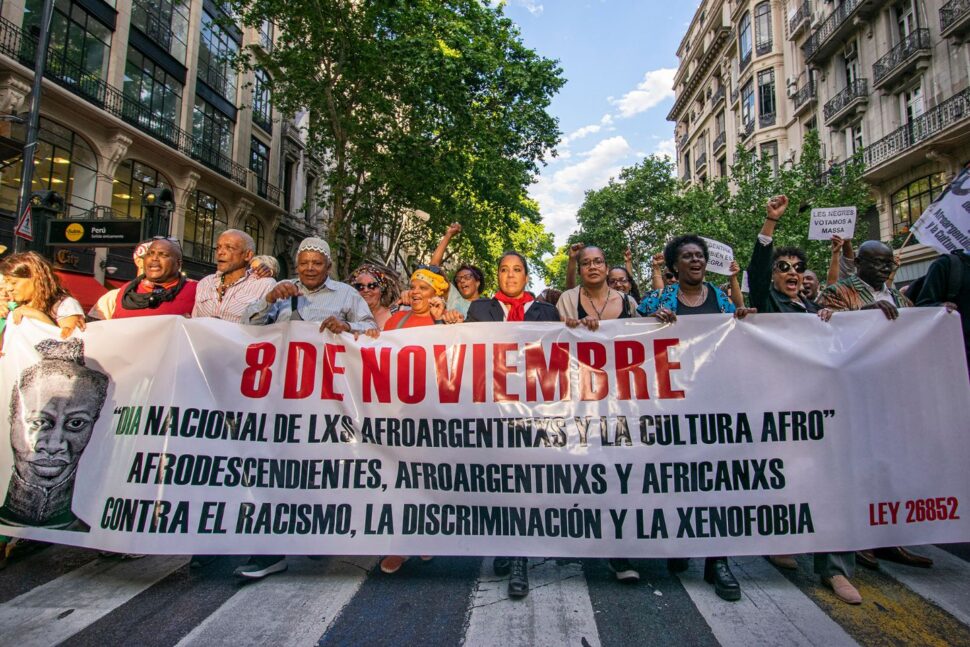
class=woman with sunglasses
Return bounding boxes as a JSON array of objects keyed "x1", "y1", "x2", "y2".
[
  {"x1": 465, "y1": 251, "x2": 559, "y2": 599},
  {"x1": 349, "y1": 264, "x2": 399, "y2": 329},
  {"x1": 747, "y1": 195, "x2": 832, "y2": 319},
  {"x1": 0, "y1": 252, "x2": 86, "y2": 339}
]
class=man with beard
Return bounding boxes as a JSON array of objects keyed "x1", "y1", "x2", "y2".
[
  {"x1": 193, "y1": 230, "x2": 275, "y2": 322},
  {"x1": 0, "y1": 339, "x2": 108, "y2": 530},
  {"x1": 816, "y1": 239, "x2": 933, "y2": 597}
]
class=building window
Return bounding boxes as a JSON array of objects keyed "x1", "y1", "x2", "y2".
[
  {"x1": 760, "y1": 141, "x2": 778, "y2": 174},
  {"x1": 895, "y1": 0, "x2": 918, "y2": 40},
  {"x1": 754, "y1": 2, "x2": 772, "y2": 55},
  {"x1": 718, "y1": 156, "x2": 727, "y2": 177},
  {"x1": 757, "y1": 69, "x2": 776, "y2": 127},
  {"x1": 891, "y1": 173, "x2": 947, "y2": 236},
  {"x1": 183, "y1": 190, "x2": 226, "y2": 263},
  {"x1": 123, "y1": 46, "x2": 183, "y2": 133},
  {"x1": 243, "y1": 214, "x2": 264, "y2": 254},
  {"x1": 0, "y1": 117, "x2": 98, "y2": 217},
  {"x1": 252, "y1": 69, "x2": 272, "y2": 132},
  {"x1": 843, "y1": 40, "x2": 859, "y2": 85},
  {"x1": 738, "y1": 12, "x2": 752, "y2": 68},
  {"x1": 259, "y1": 20, "x2": 274, "y2": 51},
  {"x1": 902, "y1": 84, "x2": 924, "y2": 123},
  {"x1": 250, "y1": 137, "x2": 270, "y2": 198},
  {"x1": 111, "y1": 160, "x2": 171, "y2": 220},
  {"x1": 198, "y1": 9, "x2": 238, "y2": 100},
  {"x1": 130, "y1": 0, "x2": 190, "y2": 63},
  {"x1": 846, "y1": 123, "x2": 863, "y2": 156},
  {"x1": 283, "y1": 159, "x2": 294, "y2": 213},
  {"x1": 192, "y1": 97, "x2": 234, "y2": 168},
  {"x1": 24, "y1": 0, "x2": 111, "y2": 87},
  {"x1": 741, "y1": 79, "x2": 755, "y2": 128},
  {"x1": 306, "y1": 172, "x2": 317, "y2": 223}
]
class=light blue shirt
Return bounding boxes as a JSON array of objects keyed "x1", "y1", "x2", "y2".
[{"x1": 244, "y1": 278, "x2": 377, "y2": 332}]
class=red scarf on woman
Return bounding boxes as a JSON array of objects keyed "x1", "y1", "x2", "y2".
[{"x1": 494, "y1": 291, "x2": 534, "y2": 322}]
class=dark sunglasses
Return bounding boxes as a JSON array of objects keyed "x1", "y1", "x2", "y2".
[
  {"x1": 664, "y1": 272, "x2": 676, "y2": 280},
  {"x1": 774, "y1": 260, "x2": 807, "y2": 274},
  {"x1": 353, "y1": 281, "x2": 381, "y2": 291}
]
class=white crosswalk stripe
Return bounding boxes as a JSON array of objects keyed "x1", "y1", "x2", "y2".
[
  {"x1": 175, "y1": 556, "x2": 376, "y2": 647},
  {"x1": 462, "y1": 558, "x2": 601, "y2": 647},
  {"x1": 879, "y1": 546, "x2": 970, "y2": 627},
  {"x1": 675, "y1": 557, "x2": 858, "y2": 647},
  {"x1": 0, "y1": 555, "x2": 186, "y2": 647}
]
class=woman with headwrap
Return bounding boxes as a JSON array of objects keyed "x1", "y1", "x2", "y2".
[
  {"x1": 349, "y1": 264, "x2": 399, "y2": 329},
  {"x1": 378, "y1": 265, "x2": 450, "y2": 574}
]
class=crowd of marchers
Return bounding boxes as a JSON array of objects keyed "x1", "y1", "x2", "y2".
[{"x1": 0, "y1": 194, "x2": 967, "y2": 605}]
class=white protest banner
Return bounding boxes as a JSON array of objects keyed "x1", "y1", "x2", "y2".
[
  {"x1": 809, "y1": 207, "x2": 857, "y2": 240},
  {"x1": 1, "y1": 312, "x2": 968, "y2": 559},
  {"x1": 700, "y1": 237, "x2": 734, "y2": 276},
  {"x1": 911, "y1": 168, "x2": 970, "y2": 254}
]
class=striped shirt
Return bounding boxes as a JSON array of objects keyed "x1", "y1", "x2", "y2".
[
  {"x1": 243, "y1": 277, "x2": 377, "y2": 332},
  {"x1": 193, "y1": 271, "x2": 277, "y2": 323}
]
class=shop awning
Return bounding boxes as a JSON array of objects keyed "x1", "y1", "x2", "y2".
[{"x1": 55, "y1": 271, "x2": 108, "y2": 314}]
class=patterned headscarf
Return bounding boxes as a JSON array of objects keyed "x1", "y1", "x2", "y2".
[
  {"x1": 411, "y1": 268, "x2": 449, "y2": 297},
  {"x1": 350, "y1": 264, "x2": 388, "y2": 292}
]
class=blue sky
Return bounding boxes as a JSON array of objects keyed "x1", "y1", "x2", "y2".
[{"x1": 497, "y1": 0, "x2": 701, "y2": 247}]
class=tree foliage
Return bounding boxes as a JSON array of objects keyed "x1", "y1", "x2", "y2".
[
  {"x1": 231, "y1": 0, "x2": 564, "y2": 276},
  {"x1": 548, "y1": 131, "x2": 873, "y2": 289}
]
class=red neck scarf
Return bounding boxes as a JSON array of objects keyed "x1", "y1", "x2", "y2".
[{"x1": 494, "y1": 291, "x2": 534, "y2": 322}]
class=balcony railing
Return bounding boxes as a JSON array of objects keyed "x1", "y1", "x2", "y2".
[
  {"x1": 0, "y1": 16, "x2": 251, "y2": 189},
  {"x1": 713, "y1": 131, "x2": 727, "y2": 152},
  {"x1": 873, "y1": 28, "x2": 932, "y2": 88},
  {"x1": 756, "y1": 39, "x2": 773, "y2": 56},
  {"x1": 679, "y1": 133, "x2": 689, "y2": 150},
  {"x1": 253, "y1": 175, "x2": 282, "y2": 205},
  {"x1": 823, "y1": 78, "x2": 869, "y2": 123},
  {"x1": 803, "y1": 0, "x2": 862, "y2": 62},
  {"x1": 741, "y1": 120, "x2": 755, "y2": 140},
  {"x1": 759, "y1": 111, "x2": 777, "y2": 128},
  {"x1": 132, "y1": 4, "x2": 175, "y2": 54},
  {"x1": 941, "y1": 0, "x2": 970, "y2": 36},
  {"x1": 788, "y1": 1, "x2": 811, "y2": 39},
  {"x1": 681, "y1": 171, "x2": 691, "y2": 183},
  {"x1": 197, "y1": 56, "x2": 234, "y2": 100},
  {"x1": 863, "y1": 86, "x2": 970, "y2": 171},
  {"x1": 711, "y1": 85, "x2": 726, "y2": 106},
  {"x1": 793, "y1": 81, "x2": 817, "y2": 111}
]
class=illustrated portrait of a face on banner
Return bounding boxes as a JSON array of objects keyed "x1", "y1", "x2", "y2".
[{"x1": 0, "y1": 338, "x2": 109, "y2": 531}]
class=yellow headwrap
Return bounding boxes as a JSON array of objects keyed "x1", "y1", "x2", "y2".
[{"x1": 411, "y1": 268, "x2": 449, "y2": 297}]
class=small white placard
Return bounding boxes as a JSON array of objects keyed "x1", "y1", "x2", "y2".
[
  {"x1": 809, "y1": 206, "x2": 857, "y2": 240},
  {"x1": 701, "y1": 237, "x2": 734, "y2": 276}
]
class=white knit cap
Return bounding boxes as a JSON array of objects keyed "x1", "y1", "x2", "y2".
[{"x1": 297, "y1": 237, "x2": 331, "y2": 258}]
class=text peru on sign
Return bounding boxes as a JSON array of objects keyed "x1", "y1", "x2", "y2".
[{"x1": 47, "y1": 219, "x2": 145, "y2": 247}]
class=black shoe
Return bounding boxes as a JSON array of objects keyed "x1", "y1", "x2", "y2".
[
  {"x1": 234, "y1": 555, "x2": 287, "y2": 580},
  {"x1": 667, "y1": 558, "x2": 689, "y2": 573},
  {"x1": 704, "y1": 558, "x2": 741, "y2": 601},
  {"x1": 608, "y1": 558, "x2": 640, "y2": 583},
  {"x1": 508, "y1": 557, "x2": 529, "y2": 598},
  {"x1": 493, "y1": 556, "x2": 511, "y2": 577}
]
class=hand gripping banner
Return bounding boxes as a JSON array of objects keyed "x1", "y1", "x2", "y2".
[{"x1": 0, "y1": 310, "x2": 968, "y2": 557}]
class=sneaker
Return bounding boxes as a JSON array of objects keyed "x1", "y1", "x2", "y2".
[
  {"x1": 508, "y1": 557, "x2": 529, "y2": 598},
  {"x1": 608, "y1": 558, "x2": 640, "y2": 583},
  {"x1": 234, "y1": 556, "x2": 287, "y2": 580},
  {"x1": 824, "y1": 575, "x2": 862, "y2": 604},
  {"x1": 379, "y1": 555, "x2": 409, "y2": 574},
  {"x1": 767, "y1": 554, "x2": 798, "y2": 570}
]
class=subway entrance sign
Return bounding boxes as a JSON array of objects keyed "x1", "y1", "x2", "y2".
[{"x1": 47, "y1": 219, "x2": 144, "y2": 247}]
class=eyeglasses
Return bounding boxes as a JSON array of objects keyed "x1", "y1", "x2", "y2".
[
  {"x1": 858, "y1": 257, "x2": 899, "y2": 270},
  {"x1": 579, "y1": 258, "x2": 606, "y2": 269},
  {"x1": 664, "y1": 272, "x2": 675, "y2": 281},
  {"x1": 607, "y1": 276, "x2": 630, "y2": 285},
  {"x1": 353, "y1": 281, "x2": 381, "y2": 291},
  {"x1": 774, "y1": 260, "x2": 807, "y2": 274}
]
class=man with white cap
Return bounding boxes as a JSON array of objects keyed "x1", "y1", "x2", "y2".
[
  {"x1": 243, "y1": 236, "x2": 377, "y2": 335},
  {"x1": 236, "y1": 237, "x2": 375, "y2": 580}
]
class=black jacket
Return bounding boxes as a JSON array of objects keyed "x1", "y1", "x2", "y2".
[
  {"x1": 747, "y1": 236, "x2": 819, "y2": 314},
  {"x1": 465, "y1": 298, "x2": 561, "y2": 322}
]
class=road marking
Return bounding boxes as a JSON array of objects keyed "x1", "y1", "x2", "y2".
[
  {"x1": 879, "y1": 546, "x2": 970, "y2": 626},
  {"x1": 463, "y1": 558, "x2": 601, "y2": 647},
  {"x1": 677, "y1": 558, "x2": 858, "y2": 647},
  {"x1": 775, "y1": 554, "x2": 970, "y2": 647},
  {"x1": 175, "y1": 556, "x2": 375, "y2": 647},
  {"x1": 0, "y1": 555, "x2": 186, "y2": 647}
]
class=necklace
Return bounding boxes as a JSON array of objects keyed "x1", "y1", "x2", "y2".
[
  {"x1": 582, "y1": 287, "x2": 612, "y2": 319},
  {"x1": 678, "y1": 284, "x2": 708, "y2": 308},
  {"x1": 217, "y1": 272, "x2": 245, "y2": 302}
]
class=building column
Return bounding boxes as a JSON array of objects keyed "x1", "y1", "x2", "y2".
[
  {"x1": 95, "y1": 131, "x2": 133, "y2": 208},
  {"x1": 229, "y1": 196, "x2": 254, "y2": 229},
  {"x1": 0, "y1": 73, "x2": 30, "y2": 138}
]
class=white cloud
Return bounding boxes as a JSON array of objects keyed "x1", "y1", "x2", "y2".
[
  {"x1": 531, "y1": 136, "x2": 634, "y2": 246},
  {"x1": 610, "y1": 68, "x2": 676, "y2": 118},
  {"x1": 653, "y1": 137, "x2": 676, "y2": 160},
  {"x1": 512, "y1": 0, "x2": 544, "y2": 15},
  {"x1": 561, "y1": 123, "x2": 601, "y2": 145}
]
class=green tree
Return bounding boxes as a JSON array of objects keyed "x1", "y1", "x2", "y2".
[{"x1": 231, "y1": 0, "x2": 564, "y2": 275}]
